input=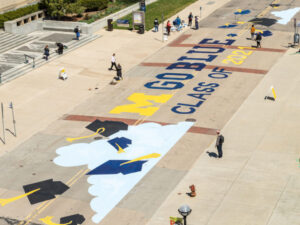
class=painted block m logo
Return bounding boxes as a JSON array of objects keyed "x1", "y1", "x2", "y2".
[{"x1": 110, "y1": 93, "x2": 173, "y2": 116}]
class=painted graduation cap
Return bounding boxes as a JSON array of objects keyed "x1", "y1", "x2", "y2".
[
  {"x1": 234, "y1": 9, "x2": 251, "y2": 15},
  {"x1": 86, "y1": 120, "x2": 128, "y2": 137},
  {"x1": 23, "y1": 179, "x2": 69, "y2": 204},
  {"x1": 227, "y1": 33, "x2": 237, "y2": 37},
  {"x1": 249, "y1": 18, "x2": 277, "y2": 26},
  {"x1": 87, "y1": 160, "x2": 147, "y2": 175},
  {"x1": 108, "y1": 137, "x2": 132, "y2": 152},
  {"x1": 218, "y1": 24, "x2": 237, "y2": 28},
  {"x1": 60, "y1": 214, "x2": 85, "y2": 225}
]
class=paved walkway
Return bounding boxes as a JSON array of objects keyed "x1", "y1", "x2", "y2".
[
  {"x1": 0, "y1": 0, "x2": 230, "y2": 155},
  {"x1": 145, "y1": 47, "x2": 300, "y2": 225},
  {"x1": 0, "y1": 0, "x2": 299, "y2": 225}
]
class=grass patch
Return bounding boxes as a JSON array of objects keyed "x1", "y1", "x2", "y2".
[
  {"x1": 80, "y1": 0, "x2": 139, "y2": 24},
  {"x1": 113, "y1": 0, "x2": 197, "y2": 31}
]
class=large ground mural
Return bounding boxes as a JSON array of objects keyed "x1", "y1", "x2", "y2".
[{"x1": 54, "y1": 121, "x2": 193, "y2": 223}]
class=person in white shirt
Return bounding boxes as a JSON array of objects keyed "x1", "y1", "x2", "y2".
[{"x1": 109, "y1": 53, "x2": 117, "y2": 70}]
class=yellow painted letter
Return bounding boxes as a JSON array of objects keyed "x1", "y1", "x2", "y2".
[{"x1": 110, "y1": 93, "x2": 173, "y2": 116}]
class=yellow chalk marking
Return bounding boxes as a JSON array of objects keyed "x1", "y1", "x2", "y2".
[
  {"x1": 237, "y1": 21, "x2": 245, "y2": 24},
  {"x1": 236, "y1": 9, "x2": 242, "y2": 13},
  {"x1": 271, "y1": 86, "x2": 277, "y2": 99},
  {"x1": 110, "y1": 93, "x2": 173, "y2": 116},
  {"x1": 40, "y1": 216, "x2": 72, "y2": 225},
  {"x1": 120, "y1": 153, "x2": 161, "y2": 166},
  {"x1": 116, "y1": 143, "x2": 125, "y2": 153},
  {"x1": 66, "y1": 128, "x2": 105, "y2": 142},
  {"x1": 0, "y1": 188, "x2": 40, "y2": 207}
]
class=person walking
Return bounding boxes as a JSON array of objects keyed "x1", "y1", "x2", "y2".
[
  {"x1": 250, "y1": 25, "x2": 255, "y2": 40},
  {"x1": 256, "y1": 32, "x2": 262, "y2": 48},
  {"x1": 167, "y1": 20, "x2": 171, "y2": 36},
  {"x1": 188, "y1": 12, "x2": 193, "y2": 27},
  {"x1": 195, "y1": 16, "x2": 199, "y2": 30},
  {"x1": 154, "y1": 18, "x2": 159, "y2": 32},
  {"x1": 215, "y1": 130, "x2": 224, "y2": 158},
  {"x1": 116, "y1": 64, "x2": 122, "y2": 80},
  {"x1": 43, "y1": 45, "x2": 50, "y2": 61},
  {"x1": 74, "y1": 26, "x2": 80, "y2": 40},
  {"x1": 109, "y1": 53, "x2": 117, "y2": 70}
]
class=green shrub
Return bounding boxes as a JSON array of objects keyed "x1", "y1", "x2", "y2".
[
  {"x1": 79, "y1": 0, "x2": 109, "y2": 11},
  {"x1": 0, "y1": 4, "x2": 40, "y2": 28}
]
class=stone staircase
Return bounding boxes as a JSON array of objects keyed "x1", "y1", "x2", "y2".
[
  {"x1": 0, "y1": 33, "x2": 100, "y2": 84},
  {"x1": 0, "y1": 33, "x2": 36, "y2": 54}
]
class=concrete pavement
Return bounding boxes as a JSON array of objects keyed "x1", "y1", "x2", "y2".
[{"x1": 0, "y1": 0, "x2": 299, "y2": 225}]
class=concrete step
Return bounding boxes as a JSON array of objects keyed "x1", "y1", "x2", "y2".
[
  {"x1": 0, "y1": 33, "x2": 13, "y2": 41},
  {"x1": 0, "y1": 36, "x2": 36, "y2": 54},
  {"x1": 0, "y1": 34, "x2": 100, "y2": 84}
]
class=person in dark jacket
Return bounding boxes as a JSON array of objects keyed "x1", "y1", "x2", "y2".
[
  {"x1": 215, "y1": 130, "x2": 224, "y2": 158},
  {"x1": 256, "y1": 32, "x2": 262, "y2": 48},
  {"x1": 188, "y1": 12, "x2": 193, "y2": 27},
  {"x1": 43, "y1": 45, "x2": 50, "y2": 61},
  {"x1": 154, "y1": 18, "x2": 159, "y2": 32},
  {"x1": 116, "y1": 64, "x2": 122, "y2": 80},
  {"x1": 74, "y1": 26, "x2": 80, "y2": 40},
  {"x1": 56, "y1": 43, "x2": 64, "y2": 55}
]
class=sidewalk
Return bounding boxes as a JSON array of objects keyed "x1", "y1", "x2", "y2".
[
  {"x1": 145, "y1": 47, "x2": 300, "y2": 225},
  {"x1": 0, "y1": 0, "x2": 230, "y2": 155}
]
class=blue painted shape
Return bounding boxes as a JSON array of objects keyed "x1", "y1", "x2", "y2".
[
  {"x1": 108, "y1": 137, "x2": 132, "y2": 151},
  {"x1": 87, "y1": 160, "x2": 147, "y2": 175},
  {"x1": 262, "y1": 30, "x2": 272, "y2": 37},
  {"x1": 117, "y1": 19, "x2": 129, "y2": 24},
  {"x1": 227, "y1": 33, "x2": 237, "y2": 37},
  {"x1": 218, "y1": 24, "x2": 237, "y2": 28},
  {"x1": 234, "y1": 9, "x2": 251, "y2": 15}
]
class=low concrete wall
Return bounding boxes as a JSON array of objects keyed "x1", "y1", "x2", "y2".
[
  {"x1": 4, "y1": 0, "x2": 158, "y2": 35},
  {"x1": 0, "y1": 0, "x2": 39, "y2": 14},
  {"x1": 4, "y1": 10, "x2": 45, "y2": 34},
  {"x1": 42, "y1": 0, "x2": 158, "y2": 34}
]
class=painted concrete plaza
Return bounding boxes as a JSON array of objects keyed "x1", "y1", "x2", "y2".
[{"x1": 0, "y1": 0, "x2": 300, "y2": 225}]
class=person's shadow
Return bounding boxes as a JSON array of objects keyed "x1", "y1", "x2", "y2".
[{"x1": 206, "y1": 151, "x2": 218, "y2": 158}]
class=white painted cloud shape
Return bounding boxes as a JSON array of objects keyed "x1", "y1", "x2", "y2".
[
  {"x1": 271, "y1": 8, "x2": 300, "y2": 25},
  {"x1": 54, "y1": 122, "x2": 193, "y2": 223}
]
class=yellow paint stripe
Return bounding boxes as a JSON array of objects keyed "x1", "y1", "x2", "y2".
[
  {"x1": 120, "y1": 153, "x2": 161, "y2": 166},
  {"x1": 40, "y1": 216, "x2": 72, "y2": 225},
  {"x1": 0, "y1": 188, "x2": 40, "y2": 207},
  {"x1": 271, "y1": 86, "x2": 277, "y2": 99},
  {"x1": 66, "y1": 128, "x2": 105, "y2": 142}
]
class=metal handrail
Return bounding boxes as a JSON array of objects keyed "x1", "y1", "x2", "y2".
[{"x1": 24, "y1": 54, "x2": 35, "y2": 68}]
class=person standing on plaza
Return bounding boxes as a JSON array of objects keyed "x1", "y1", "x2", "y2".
[
  {"x1": 116, "y1": 64, "x2": 122, "y2": 80},
  {"x1": 109, "y1": 53, "x2": 117, "y2": 70},
  {"x1": 215, "y1": 130, "x2": 224, "y2": 158},
  {"x1": 167, "y1": 20, "x2": 171, "y2": 35},
  {"x1": 188, "y1": 12, "x2": 193, "y2": 27},
  {"x1": 74, "y1": 26, "x2": 80, "y2": 40},
  {"x1": 250, "y1": 25, "x2": 255, "y2": 40},
  {"x1": 154, "y1": 18, "x2": 159, "y2": 32},
  {"x1": 43, "y1": 45, "x2": 50, "y2": 61},
  {"x1": 256, "y1": 32, "x2": 262, "y2": 48},
  {"x1": 195, "y1": 16, "x2": 199, "y2": 30}
]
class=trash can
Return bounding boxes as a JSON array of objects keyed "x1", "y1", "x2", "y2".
[
  {"x1": 294, "y1": 33, "x2": 299, "y2": 44},
  {"x1": 107, "y1": 19, "x2": 113, "y2": 31},
  {"x1": 138, "y1": 24, "x2": 144, "y2": 34}
]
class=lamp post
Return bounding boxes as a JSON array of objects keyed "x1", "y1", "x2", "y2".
[{"x1": 178, "y1": 205, "x2": 192, "y2": 225}]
